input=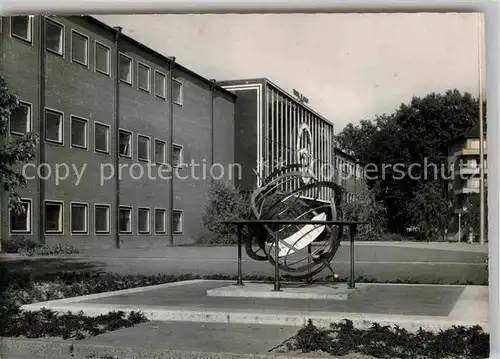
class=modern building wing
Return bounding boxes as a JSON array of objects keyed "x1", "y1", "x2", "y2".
[
  {"x1": 219, "y1": 78, "x2": 336, "y2": 202},
  {"x1": 334, "y1": 148, "x2": 366, "y2": 204}
]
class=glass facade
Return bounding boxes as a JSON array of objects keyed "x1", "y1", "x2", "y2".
[{"x1": 263, "y1": 84, "x2": 334, "y2": 202}]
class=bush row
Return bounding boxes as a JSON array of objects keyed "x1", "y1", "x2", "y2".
[
  {"x1": 1, "y1": 235, "x2": 82, "y2": 256},
  {"x1": 1, "y1": 308, "x2": 147, "y2": 340},
  {"x1": 289, "y1": 319, "x2": 489, "y2": 359}
]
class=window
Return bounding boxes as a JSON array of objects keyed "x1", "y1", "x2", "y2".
[
  {"x1": 45, "y1": 109, "x2": 63, "y2": 144},
  {"x1": 172, "y1": 210, "x2": 183, "y2": 234},
  {"x1": 46, "y1": 18, "x2": 64, "y2": 55},
  {"x1": 11, "y1": 16, "x2": 32, "y2": 42},
  {"x1": 138, "y1": 135, "x2": 150, "y2": 162},
  {"x1": 45, "y1": 201, "x2": 63, "y2": 234},
  {"x1": 71, "y1": 30, "x2": 89, "y2": 66},
  {"x1": 173, "y1": 79, "x2": 183, "y2": 105},
  {"x1": 71, "y1": 116, "x2": 87, "y2": 149},
  {"x1": 172, "y1": 144, "x2": 183, "y2": 167},
  {"x1": 94, "y1": 122, "x2": 110, "y2": 154},
  {"x1": 119, "y1": 53, "x2": 132, "y2": 84},
  {"x1": 155, "y1": 139, "x2": 166, "y2": 164},
  {"x1": 138, "y1": 208, "x2": 150, "y2": 234},
  {"x1": 95, "y1": 42, "x2": 110, "y2": 75},
  {"x1": 467, "y1": 139, "x2": 480, "y2": 150},
  {"x1": 119, "y1": 129, "x2": 132, "y2": 158},
  {"x1": 138, "y1": 62, "x2": 150, "y2": 92},
  {"x1": 154, "y1": 71, "x2": 166, "y2": 98},
  {"x1": 95, "y1": 204, "x2": 110, "y2": 234},
  {"x1": 71, "y1": 202, "x2": 88, "y2": 234},
  {"x1": 155, "y1": 209, "x2": 166, "y2": 234},
  {"x1": 10, "y1": 101, "x2": 31, "y2": 135},
  {"x1": 119, "y1": 206, "x2": 132, "y2": 233},
  {"x1": 10, "y1": 199, "x2": 31, "y2": 233}
]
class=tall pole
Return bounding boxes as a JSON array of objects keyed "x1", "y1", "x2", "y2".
[
  {"x1": 458, "y1": 213, "x2": 461, "y2": 242},
  {"x1": 478, "y1": 13, "x2": 485, "y2": 245}
]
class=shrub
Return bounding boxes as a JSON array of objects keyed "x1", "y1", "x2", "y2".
[
  {"x1": 200, "y1": 181, "x2": 250, "y2": 244},
  {"x1": 1, "y1": 235, "x2": 81, "y2": 256},
  {"x1": 292, "y1": 319, "x2": 489, "y2": 359},
  {"x1": 1, "y1": 235, "x2": 38, "y2": 253},
  {"x1": 19, "y1": 243, "x2": 82, "y2": 256},
  {"x1": 377, "y1": 232, "x2": 408, "y2": 241},
  {"x1": 342, "y1": 187, "x2": 387, "y2": 241},
  {"x1": 1, "y1": 309, "x2": 147, "y2": 340}
]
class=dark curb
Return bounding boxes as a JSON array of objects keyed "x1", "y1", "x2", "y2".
[{"x1": 0, "y1": 337, "x2": 376, "y2": 359}]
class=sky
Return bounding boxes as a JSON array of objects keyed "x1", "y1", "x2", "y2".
[{"x1": 95, "y1": 13, "x2": 483, "y2": 132}]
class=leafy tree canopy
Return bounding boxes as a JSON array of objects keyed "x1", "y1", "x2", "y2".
[
  {"x1": 0, "y1": 76, "x2": 38, "y2": 212},
  {"x1": 335, "y1": 89, "x2": 485, "y2": 237}
]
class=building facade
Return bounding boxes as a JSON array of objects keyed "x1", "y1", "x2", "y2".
[
  {"x1": 219, "y1": 78, "x2": 336, "y2": 203},
  {"x1": 1, "y1": 15, "x2": 236, "y2": 249},
  {"x1": 333, "y1": 148, "x2": 366, "y2": 204},
  {"x1": 446, "y1": 127, "x2": 487, "y2": 239}
]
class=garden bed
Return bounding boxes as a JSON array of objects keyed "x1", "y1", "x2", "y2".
[{"x1": 272, "y1": 320, "x2": 489, "y2": 359}]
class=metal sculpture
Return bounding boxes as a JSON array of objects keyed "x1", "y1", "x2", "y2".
[{"x1": 244, "y1": 161, "x2": 345, "y2": 281}]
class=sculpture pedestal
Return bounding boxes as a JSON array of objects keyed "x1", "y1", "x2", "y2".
[{"x1": 206, "y1": 282, "x2": 368, "y2": 301}]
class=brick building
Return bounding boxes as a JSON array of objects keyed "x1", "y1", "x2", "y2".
[{"x1": 1, "y1": 15, "x2": 236, "y2": 249}]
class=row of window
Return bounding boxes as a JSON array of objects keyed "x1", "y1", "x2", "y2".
[
  {"x1": 9, "y1": 16, "x2": 184, "y2": 104},
  {"x1": 10, "y1": 199, "x2": 183, "y2": 235},
  {"x1": 336, "y1": 157, "x2": 362, "y2": 179},
  {"x1": 10, "y1": 102, "x2": 183, "y2": 165}
]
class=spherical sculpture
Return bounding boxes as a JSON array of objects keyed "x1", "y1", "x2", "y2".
[{"x1": 245, "y1": 163, "x2": 344, "y2": 280}]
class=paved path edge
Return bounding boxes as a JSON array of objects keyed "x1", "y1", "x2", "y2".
[{"x1": 0, "y1": 337, "x2": 370, "y2": 359}]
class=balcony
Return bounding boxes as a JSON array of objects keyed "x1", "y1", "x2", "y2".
[
  {"x1": 455, "y1": 188, "x2": 480, "y2": 195},
  {"x1": 457, "y1": 164, "x2": 488, "y2": 176},
  {"x1": 454, "y1": 178, "x2": 482, "y2": 194},
  {"x1": 453, "y1": 140, "x2": 487, "y2": 157}
]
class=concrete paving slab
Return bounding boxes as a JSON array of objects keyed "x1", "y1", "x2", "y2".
[
  {"x1": 80, "y1": 321, "x2": 298, "y2": 354},
  {"x1": 20, "y1": 280, "x2": 488, "y2": 333},
  {"x1": 0, "y1": 336, "x2": 378, "y2": 359},
  {"x1": 207, "y1": 282, "x2": 369, "y2": 300}
]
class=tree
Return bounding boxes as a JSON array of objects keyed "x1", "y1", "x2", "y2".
[
  {"x1": 335, "y1": 89, "x2": 484, "y2": 236},
  {"x1": 462, "y1": 185, "x2": 488, "y2": 241},
  {"x1": 200, "y1": 181, "x2": 250, "y2": 244},
  {"x1": 408, "y1": 182, "x2": 448, "y2": 241},
  {"x1": 0, "y1": 76, "x2": 38, "y2": 212}
]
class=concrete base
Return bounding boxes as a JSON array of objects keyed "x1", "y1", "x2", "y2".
[{"x1": 207, "y1": 282, "x2": 367, "y2": 300}]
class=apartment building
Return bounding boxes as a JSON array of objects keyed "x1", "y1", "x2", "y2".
[
  {"x1": 446, "y1": 126, "x2": 487, "y2": 238},
  {"x1": 219, "y1": 78, "x2": 336, "y2": 202},
  {"x1": 1, "y1": 15, "x2": 236, "y2": 249}
]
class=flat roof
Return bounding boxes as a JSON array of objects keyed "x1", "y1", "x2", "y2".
[
  {"x1": 81, "y1": 16, "x2": 237, "y2": 100},
  {"x1": 218, "y1": 77, "x2": 333, "y2": 125}
]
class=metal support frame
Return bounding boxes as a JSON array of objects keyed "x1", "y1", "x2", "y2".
[
  {"x1": 227, "y1": 220, "x2": 366, "y2": 291},
  {"x1": 236, "y1": 224, "x2": 243, "y2": 286},
  {"x1": 273, "y1": 224, "x2": 281, "y2": 291},
  {"x1": 349, "y1": 224, "x2": 356, "y2": 289}
]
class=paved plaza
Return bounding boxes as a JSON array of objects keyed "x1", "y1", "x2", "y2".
[{"x1": 21, "y1": 279, "x2": 488, "y2": 332}]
